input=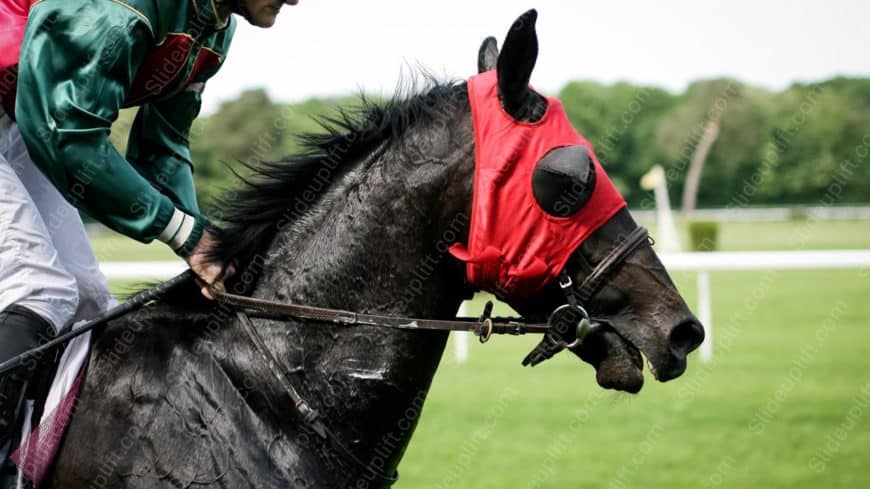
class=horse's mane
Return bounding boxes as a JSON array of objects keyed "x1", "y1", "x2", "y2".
[{"x1": 209, "y1": 76, "x2": 466, "y2": 291}]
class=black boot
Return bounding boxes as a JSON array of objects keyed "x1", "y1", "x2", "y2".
[{"x1": 0, "y1": 306, "x2": 55, "y2": 447}]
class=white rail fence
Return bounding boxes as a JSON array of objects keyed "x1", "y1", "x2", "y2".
[
  {"x1": 658, "y1": 250, "x2": 870, "y2": 363},
  {"x1": 630, "y1": 205, "x2": 870, "y2": 223},
  {"x1": 103, "y1": 250, "x2": 870, "y2": 364}
]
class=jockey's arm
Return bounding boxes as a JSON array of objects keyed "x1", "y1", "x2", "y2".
[
  {"x1": 14, "y1": 1, "x2": 205, "y2": 257},
  {"x1": 126, "y1": 90, "x2": 203, "y2": 220}
]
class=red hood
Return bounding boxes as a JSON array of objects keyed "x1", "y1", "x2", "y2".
[{"x1": 449, "y1": 70, "x2": 626, "y2": 303}]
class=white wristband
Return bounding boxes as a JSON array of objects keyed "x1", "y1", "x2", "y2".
[{"x1": 158, "y1": 208, "x2": 196, "y2": 251}]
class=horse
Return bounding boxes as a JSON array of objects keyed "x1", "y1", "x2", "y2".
[{"x1": 44, "y1": 10, "x2": 704, "y2": 488}]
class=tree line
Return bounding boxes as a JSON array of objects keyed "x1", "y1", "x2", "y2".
[{"x1": 110, "y1": 76, "x2": 870, "y2": 214}]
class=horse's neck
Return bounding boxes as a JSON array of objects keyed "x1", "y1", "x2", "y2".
[
  {"x1": 256, "y1": 147, "x2": 468, "y2": 315},
  {"x1": 255, "y1": 93, "x2": 475, "y2": 312},
  {"x1": 244, "y1": 105, "x2": 474, "y2": 477}
]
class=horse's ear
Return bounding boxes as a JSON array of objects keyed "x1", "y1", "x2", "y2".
[
  {"x1": 478, "y1": 36, "x2": 499, "y2": 73},
  {"x1": 497, "y1": 9, "x2": 545, "y2": 121}
]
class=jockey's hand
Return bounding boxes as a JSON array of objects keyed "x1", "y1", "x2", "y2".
[{"x1": 184, "y1": 230, "x2": 235, "y2": 300}]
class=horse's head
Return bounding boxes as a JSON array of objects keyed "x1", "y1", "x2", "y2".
[{"x1": 454, "y1": 10, "x2": 704, "y2": 393}]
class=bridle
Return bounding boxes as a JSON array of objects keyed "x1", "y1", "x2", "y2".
[
  {"x1": 213, "y1": 227, "x2": 649, "y2": 344},
  {"x1": 0, "y1": 225, "x2": 649, "y2": 485},
  {"x1": 208, "y1": 225, "x2": 651, "y2": 484},
  {"x1": 212, "y1": 227, "x2": 649, "y2": 483},
  {"x1": 521, "y1": 225, "x2": 652, "y2": 367}
]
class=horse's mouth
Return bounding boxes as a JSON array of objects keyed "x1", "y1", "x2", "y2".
[{"x1": 571, "y1": 324, "x2": 645, "y2": 393}]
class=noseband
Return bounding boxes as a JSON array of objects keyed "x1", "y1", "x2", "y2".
[{"x1": 522, "y1": 226, "x2": 650, "y2": 366}]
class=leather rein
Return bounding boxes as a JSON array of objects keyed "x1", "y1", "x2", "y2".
[
  {"x1": 212, "y1": 227, "x2": 649, "y2": 342},
  {"x1": 208, "y1": 226, "x2": 650, "y2": 484}
]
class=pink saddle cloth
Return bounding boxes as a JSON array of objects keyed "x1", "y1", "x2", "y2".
[{"x1": 10, "y1": 331, "x2": 92, "y2": 488}]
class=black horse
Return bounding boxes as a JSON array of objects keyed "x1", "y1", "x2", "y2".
[{"x1": 46, "y1": 10, "x2": 703, "y2": 488}]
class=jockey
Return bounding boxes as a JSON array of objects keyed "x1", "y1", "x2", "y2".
[{"x1": 0, "y1": 0, "x2": 298, "y2": 459}]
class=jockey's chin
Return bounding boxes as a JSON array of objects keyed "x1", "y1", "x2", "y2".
[{"x1": 244, "y1": 0, "x2": 298, "y2": 28}]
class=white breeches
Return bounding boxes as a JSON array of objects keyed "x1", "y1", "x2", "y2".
[{"x1": 0, "y1": 110, "x2": 111, "y2": 332}]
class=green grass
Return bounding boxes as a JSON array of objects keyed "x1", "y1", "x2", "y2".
[
  {"x1": 94, "y1": 219, "x2": 870, "y2": 487},
  {"x1": 90, "y1": 233, "x2": 176, "y2": 262},
  {"x1": 637, "y1": 219, "x2": 870, "y2": 252},
  {"x1": 707, "y1": 220, "x2": 870, "y2": 251},
  {"x1": 401, "y1": 269, "x2": 870, "y2": 488}
]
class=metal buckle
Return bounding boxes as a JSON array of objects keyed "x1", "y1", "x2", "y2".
[
  {"x1": 477, "y1": 300, "x2": 495, "y2": 343},
  {"x1": 566, "y1": 317, "x2": 598, "y2": 349},
  {"x1": 558, "y1": 275, "x2": 573, "y2": 289},
  {"x1": 478, "y1": 318, "x2": 493, "y2": 343},
  {"x1": 335, "y1": 311, "x2": 359, "y2": 325},
  {"x1": 548, "y1": 303, "x2": 596, "y2": 349}
]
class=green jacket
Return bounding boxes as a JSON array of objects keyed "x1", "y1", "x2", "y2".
[{"x1": 15, "y1": 0, "x2": 236, "y2": 255}]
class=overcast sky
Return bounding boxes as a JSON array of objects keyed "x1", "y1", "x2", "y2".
[{"x1": 201, "y1": 0, "x2": 870, "y2": 113}]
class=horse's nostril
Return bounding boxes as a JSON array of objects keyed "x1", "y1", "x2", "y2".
[{"x1": 669, "y1": 320, "x2": 705, "y2": 357}]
